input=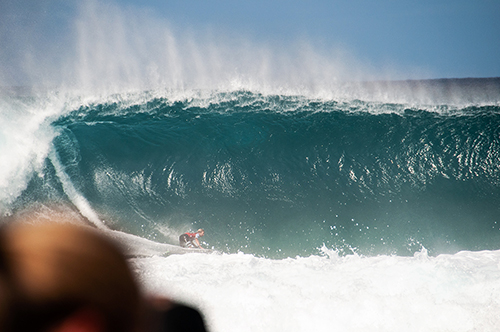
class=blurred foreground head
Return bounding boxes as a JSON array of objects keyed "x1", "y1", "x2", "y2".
[{"x1": 0, "y1": 219, "x2": 141, "y2": 332}]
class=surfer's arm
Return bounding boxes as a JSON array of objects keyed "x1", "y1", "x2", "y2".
[{"x1": 195, "y1": 238, "x2": 202, "y2": 249}]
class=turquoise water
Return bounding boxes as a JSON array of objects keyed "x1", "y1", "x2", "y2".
[{"x1": 4, "y1": 88, "x2": 500, "y2": 258}]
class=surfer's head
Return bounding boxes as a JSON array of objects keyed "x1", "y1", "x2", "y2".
[
  {"x1": 0, "y1": 219, "x2": 141, "y2": 332},
  {"x1": 197, "y1": 229, "x2": 205, "y2": 236}
]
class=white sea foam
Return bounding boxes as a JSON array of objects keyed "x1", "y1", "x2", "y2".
[
  {"x1": 132, "y1": 247, "x2": 500, "y2": 332},
  {"x1": 0, "y1": 95, "x2": 64, "y2": 215}
]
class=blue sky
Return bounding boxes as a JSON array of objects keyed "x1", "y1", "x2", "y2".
[
  {"x1": 143, "y1": 0, "x2": 500, "y2": 78},
  {"x1": 1, "y1": 0, "x2": 499, "y2": 87}
]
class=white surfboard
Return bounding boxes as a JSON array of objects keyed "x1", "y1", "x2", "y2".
[{"x1": 102, "y1": 228, "x2": 215, "y2": 257}]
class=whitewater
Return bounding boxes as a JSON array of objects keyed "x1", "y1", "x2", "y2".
[
  {"x1": 2, "y1": 1, "x2": 500, "y2": 331},
  {"x1": 133, "y1": 248, "x2": 500, "y2": 332}
]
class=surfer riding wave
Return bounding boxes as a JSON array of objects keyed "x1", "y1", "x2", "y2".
[{"x1": 179, "y1": 229, "x2": 205, "y2": 249}]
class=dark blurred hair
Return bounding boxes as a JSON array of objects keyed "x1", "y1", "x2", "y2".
[{"x1": 0, "y1": 218, "x2": 141, "y2": 332}]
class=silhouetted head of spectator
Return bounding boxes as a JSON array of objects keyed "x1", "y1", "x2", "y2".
[{"x1": 0, "y1": 219, "x2": 141, "y2": 332}]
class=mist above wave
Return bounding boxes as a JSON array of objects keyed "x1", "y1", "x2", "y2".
[{"x1": 3, "y1": 1, "x2": 498, "y2": 105}]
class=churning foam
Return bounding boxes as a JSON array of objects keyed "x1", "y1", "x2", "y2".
[
  {"x1": 0, "y1": 95, "x2": 63, "y2": 215},
  {"x1": 133, "y1": 247, "x2": 500, "y2": 332}
]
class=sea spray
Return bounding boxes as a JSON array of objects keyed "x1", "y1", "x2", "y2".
[{"x1": 0, "y1": 94, "x2": 64, "y2": 214}]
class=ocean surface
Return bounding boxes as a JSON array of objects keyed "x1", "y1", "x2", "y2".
[{"x1": 1, "y1": 80, "x2": 500, "y2": 331}]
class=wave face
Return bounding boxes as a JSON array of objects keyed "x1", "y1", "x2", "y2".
[{"x1": 4, "y1": 89, "x2": 500, "y2": 257}]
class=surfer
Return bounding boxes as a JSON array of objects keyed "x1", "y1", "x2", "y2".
[{"x1": 179, "y1": 229, "x2": 205, "y2": 249}]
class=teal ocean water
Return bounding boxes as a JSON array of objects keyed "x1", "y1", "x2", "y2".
[
  {"x1": 2, "y1": 81, "x2": 500, "y2": 331},
  {"x1": 3, "y1": 85, "x2": 500, "y2": 258}
]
